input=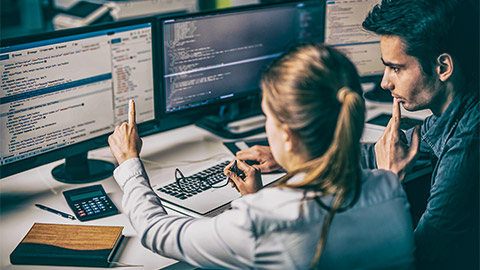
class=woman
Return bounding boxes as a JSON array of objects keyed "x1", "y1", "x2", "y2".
[{"x1": 109, "y1": 44, "x2": 415, "y2": 269}]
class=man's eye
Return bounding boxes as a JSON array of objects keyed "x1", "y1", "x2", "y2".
[{"x1": 392, "y1": 67, "x2": 400, "y2": 73}]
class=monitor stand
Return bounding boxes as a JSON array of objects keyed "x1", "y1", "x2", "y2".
[
  {"x1": 51, "y1": 152, "x2": 114, "y2": 184},
  {"x1": 195, "y1": 98, "x2": 265, "y2": 139},
  {"x1": 363, "y1": 81, "x2": 393, "y2": 103},
  {"x1": 196, "y1": 114, "x2": 265, "y2": 139}
]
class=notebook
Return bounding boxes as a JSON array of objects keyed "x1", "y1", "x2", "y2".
[
  {"x1": 10, "y1": 223, "x2": 124, "y2": 267},
  {"x1": 153, "y1": 152, "x2": 283, "y2": 217}
]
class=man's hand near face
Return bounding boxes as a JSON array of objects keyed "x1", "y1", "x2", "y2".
[{"x1": 375, "y1": 98, "x2": 421, "y2": 181}]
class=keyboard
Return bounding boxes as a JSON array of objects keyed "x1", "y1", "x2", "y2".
[{"x1": 156, "y1": 160, "x2": 231, "y2": 200}]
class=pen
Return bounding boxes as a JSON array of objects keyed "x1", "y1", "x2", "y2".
[
  {"x1": 232, "y1": 160, "x2": 239, "y2": 174},
  {"x1": 228, "y1": 160, "x2": 245, "y2": 179},
  {"x1": 35, "y1": 204, "x2": 76, "y2": 220},
  {"x1": 225, "y1": 160, "x2": 237, "y2": 182}
]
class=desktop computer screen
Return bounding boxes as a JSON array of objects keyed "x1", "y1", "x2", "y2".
[
  {"x1": 324, "y1": 0, "x2": 390, "y2": 102},
  {"x1": 324, "y1": 0, "x2": 383, "y2": 79},
  {"x1": 158, "y1": 1, "x2": 325, "y2": 137},
  {"x1": 0, "y1": 18, "x2": 156, "y2": 182}
]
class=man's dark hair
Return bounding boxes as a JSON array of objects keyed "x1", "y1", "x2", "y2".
[{"x1": 363, "y1": 0, "x2": 479, "y2": 81}]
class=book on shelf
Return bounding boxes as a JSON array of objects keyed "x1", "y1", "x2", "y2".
[{"x1": 10, "y1": 223, "x2": 124, "y2": 267}]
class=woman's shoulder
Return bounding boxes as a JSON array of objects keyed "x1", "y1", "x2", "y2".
[
  {"x1": 228, "y1": 170, "x2": 408, "y2": 236},
  {"x1": 232, "y1": 170, "x2": 405, "y2": 213},
  {"x1": 232, "y1": 186, "x2": 304, "y2": 215},
  {"x1": 232, "y1": 174, "x2": 306, "y2": 211},
  {"x1": 356, "y1": 169, "x2": 407, "y2": 208},
  {"x1": 361, "y1": 168, "x2": 400, "y2": 186}
]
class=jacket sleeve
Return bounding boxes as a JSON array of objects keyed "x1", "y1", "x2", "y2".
[{"x1": 113, "y1": 158, "x2": 256, "y2": 269}]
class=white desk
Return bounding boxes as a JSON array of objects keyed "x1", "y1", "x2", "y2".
[{"x1": 0, "y1": 99, "x2": 431, "y2": 270}]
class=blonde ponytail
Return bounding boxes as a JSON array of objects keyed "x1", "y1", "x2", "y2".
[
  {"x1": 277, "y1": 87, "x2": 364, "y2": 189},
  {"x1": 261, "y1": 44, "x2": 365, "y2": 268},
  {"x1": 308, "y1": 87, "x2": 364, "y2": 268}
]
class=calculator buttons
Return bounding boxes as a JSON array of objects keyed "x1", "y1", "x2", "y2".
[{"x1": 77, "y1": 199, "x2": 114, "y2": 216}]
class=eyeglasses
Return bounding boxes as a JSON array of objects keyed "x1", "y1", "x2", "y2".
[{"x1": 175, "y1": 164, "x2": 230, "y2": 194}]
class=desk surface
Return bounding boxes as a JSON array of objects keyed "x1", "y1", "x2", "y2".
[{"x1": 0, "y1": 99, "x2": 431, "y2": 270}]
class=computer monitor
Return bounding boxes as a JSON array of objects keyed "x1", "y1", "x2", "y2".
[
  {"x1": 158, "y1": 1, "x2": 325, "y2": 138},
  {"x1": 324, "y1": 0, "x2": 383, "y2": 80},
  {"x1": 324, "y1": 0, "x2": 391, "y2": 102},
  {"x1": 0, "y1": 18, "x2": 158, "y2": 183}
]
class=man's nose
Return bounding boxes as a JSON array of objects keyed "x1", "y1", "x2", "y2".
[{"x1": 380, "y1": 72, "x2": 394, "y2": 90}]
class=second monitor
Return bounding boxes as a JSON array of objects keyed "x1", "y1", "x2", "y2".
[
  {"x1": 324, "y1": 0, "x2": 390, "y2": 102},
  {"x1": 158, "y1": 1, "x2": 325, "y2": 138}
]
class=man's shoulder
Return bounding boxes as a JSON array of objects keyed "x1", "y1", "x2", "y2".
[
  {"x1": 461, "y1": 94, "x2": 479, "y2": 124},
  {"x1": 425, "y1": 92, "x2": 479, "y2": 143},
  {"x1": 455, "y1": 94, "x2": 479, "y2": 139}
]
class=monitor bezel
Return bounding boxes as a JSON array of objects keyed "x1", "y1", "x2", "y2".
[{"x1": 0, "y1": 16, "x2": 160, "y2": 179}]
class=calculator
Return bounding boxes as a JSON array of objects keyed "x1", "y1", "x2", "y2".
[{"x1": 63, "y1": 184, "x2": 119, "y2": 221}]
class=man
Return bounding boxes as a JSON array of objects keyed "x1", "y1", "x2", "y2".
[{"x1": 237, "y1": 0, "x2": 479, "y2": 268}]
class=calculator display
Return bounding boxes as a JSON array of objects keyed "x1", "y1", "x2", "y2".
[{"x1": 70, "y1": 190, "x2": 103, "y2": 201}]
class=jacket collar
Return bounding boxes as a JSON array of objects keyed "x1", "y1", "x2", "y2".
[{"x1": 423, "y1": 86, "x2": 478, "y2": 158}]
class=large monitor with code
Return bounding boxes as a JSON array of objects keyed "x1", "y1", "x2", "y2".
[
  {"x1": 324, "y1": 0, "x2": 390, "y2": 102},
  {"x1": 324, "y1": 0, "x2": 383, "y2": 79},
  {"x1": 159, "y1": 1, "x2": 325, "y2": 137},
  {"x1": 0, "y1": 18, "x2": 156, "y2": 182}
]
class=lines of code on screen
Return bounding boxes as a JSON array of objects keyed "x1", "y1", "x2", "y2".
[
  {"x1": 0, "y1": 25, "x2": 154, "y2": 165},
  {"x1": 162, "y1": 5, "x2": 322, "y2": 113},
  {"x1": 325, "y1": 0, "x2": 383, "y2": 77}
]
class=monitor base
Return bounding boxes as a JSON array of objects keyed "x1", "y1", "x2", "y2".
[
  {"x1": 52, "y1": 152, "x2": 114, "y2": 184},
  {"x1": 196, "y1": 114, "x2": 265, "y2": 139}
]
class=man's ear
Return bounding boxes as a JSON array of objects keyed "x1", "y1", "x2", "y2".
[{"x1": 436, "y1": 53, "x2": 454, "y2": 82}]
